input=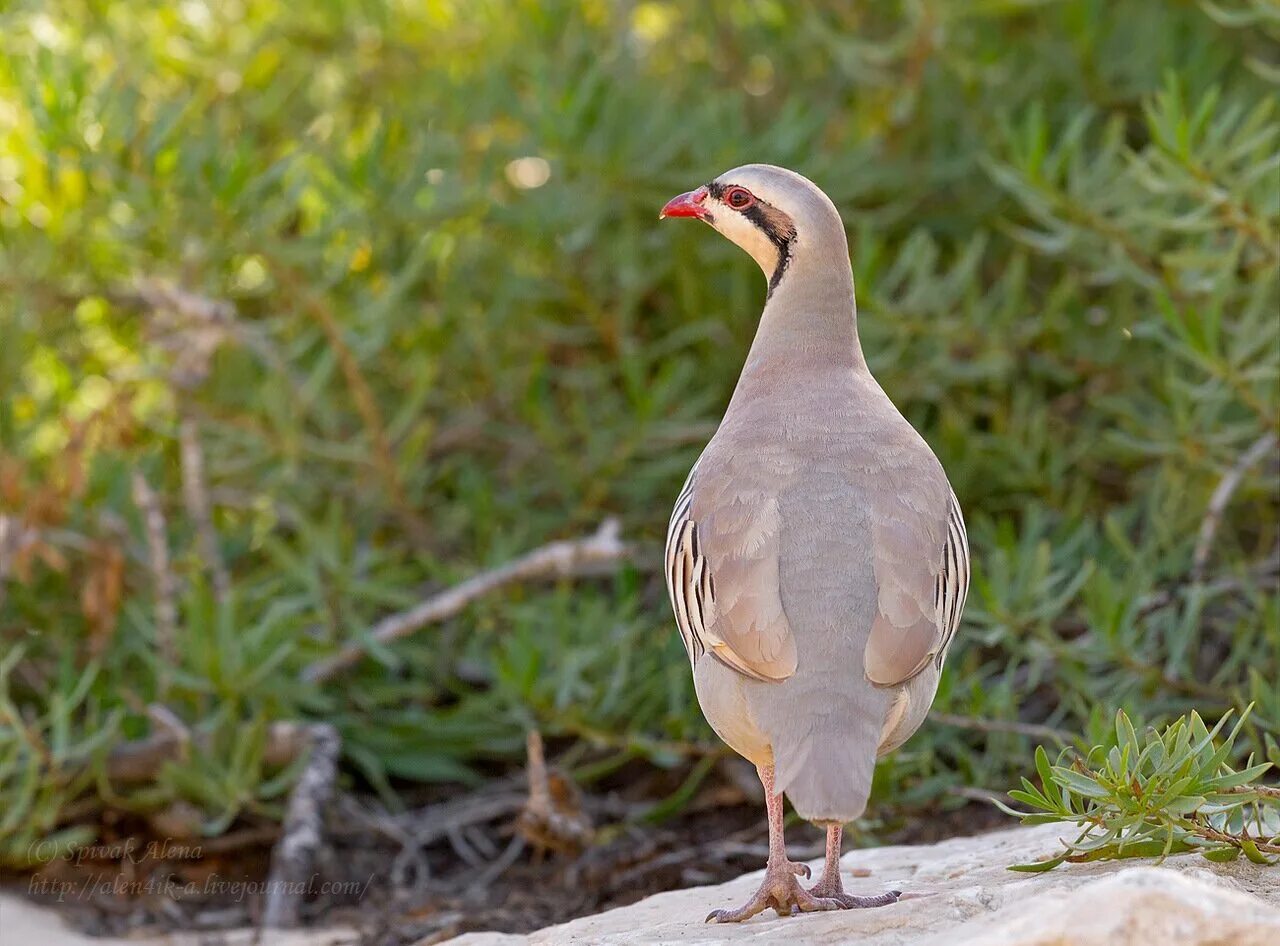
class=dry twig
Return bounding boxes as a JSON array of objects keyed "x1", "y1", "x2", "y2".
[
  {"x1": 517, "y1": 731, "x2": 593, "y2": 855},
  {"x1": 131, "y1": 470, "x2": 178, "y2": 676},
  {"x1": 12, "y1": 276, "x2": 301, "y2": 392},
  {"x1": 929, "y1": 712, "x2": 1072, "y2": 744},
  {"x1": 106, "y1": 719, "x2": 312, "y2": 783},
  {"x1": 333, "y1": 783, "x2": 530, "y2": 894},
  {"x1": 1192, "y1": 432, "x2": 1279, "y2": 581},
  {"x1": 342, "y1": 788, "x2": 529, "y2": 845},
  {"x1": 262, "y1": 723, "x2": 341, "y2": 928},
  {"x1": 133, "y1": 278, "x2": 239, "y2": 389},
  {"x1": 464, "y1": 835, "x2": 526, "y2": 896},
  {"x1": 946, "y1": 784, "x2": 1009, "y2": 806},
  {"x1": 0, "y1": 514, "x2": 40, "y2": 612},
  {"x1": 178, "y1": 416, "x2": 231, "y2": 604},
  {"x1": 274, "y1": 265, "x2": 429, "y2": 547},
  {"x1": 1135, "y1": 550, "x2": 1280, "y2": 620},
  {"x1": 302, "y1": 518, "x2": 630, "y2": 683}
]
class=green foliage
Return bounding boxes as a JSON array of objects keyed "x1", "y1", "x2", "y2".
[
  {"x1": 999, "y1": 707, "x2": 1279, "y2": 871},
  {"x1": 0, "y1": 0, "x2": 1276, "y2": 863},
  {"x1": 0, "y1": 647, "x2": 117, "y2": 866}
]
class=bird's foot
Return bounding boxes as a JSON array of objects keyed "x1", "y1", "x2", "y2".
[
  {"x1": 705, "y1": 859, "x2": 834, "y2": 923},
  {"x1": 807, "y1": 870, "x2": 901, "y2": 910}
]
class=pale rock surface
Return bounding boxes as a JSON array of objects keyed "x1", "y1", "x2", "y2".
[
  {"x1": 0, "y1": 892, "x2": 359, "y2": 946},
  {"x1": 441, "y1": 823, "x2": 1280, "y2": 946},
  {"x1": 2, "y1": 825, "x2": 1276, "y2": 946}
]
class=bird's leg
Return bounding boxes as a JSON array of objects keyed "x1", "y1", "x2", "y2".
[
  {"x1": 808, "y1": 824, "x2": 845, "y2": 899},
  {"x1": 705, "y1": 764, "x2": 834, "y2": 923},
  {"x1": 757, "y1": 763, "x2": 813, "y2": 882},
  {"x1": 807, "y1": 824, "x2": 901, "y2": 908}
]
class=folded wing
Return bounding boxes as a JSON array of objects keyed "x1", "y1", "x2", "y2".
[
  {"x1": 665, "y1": 467, "x2": 797, "y2": 683},
  {"x1": 864, "y1": 488, "x2": 969, "y2": 687}
]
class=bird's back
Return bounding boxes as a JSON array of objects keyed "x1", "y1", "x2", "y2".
[{"x1": 690, "y1": 365, "x2": 953, "y2": 823}]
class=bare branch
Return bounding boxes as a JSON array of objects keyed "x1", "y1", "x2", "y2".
[
  {"x1": 131, "y1": 470, "x2": 178, "y2": 678},
  {"x1": 930, "y1": 711, "x2": 1072, "y2": 744},
  {"x1": 337, "y1": 787, "x2": 528, "y2": 848},
  {"x1": 1220, "y1": 783, "x2": 1280, "y2": 799},
  {"x1": 106, "y1": 719, "x2": 312, "y2": 783},
  {"x1": 524, "y1": 731, "x2": 552, "y2": 825},
  {"x1": 133, "y1": 278, "x2": 237, "y2": 324},
  {"x1": 178, "y1": 416, "x2": 230, "y2": 604},
  {"x1": 1193, "y1": 432, "x2": 1279, "y2": 581},
  {"x1": 274, "y1": 264, "x2": 429, "y2": 547},
  {"x1": 1136, "y1": 550, "x2": 1280, "y2": 618},
  {"x1": 517, "y1": 730, "x2": 593, "y2": 855},
  {"x1": 947, "y1": 784, "x2": 1011, "y2": 806},
  {"x1": 302, "y1": 518, "x2": 630, "y2": 683},
  {"x1": 0, "y1": 515, "x2": 40, "y2": 612},
  {"x1": 262, "y1": 723, "x2": 341, "y2": 929},
  {"x1": 464, "y1": 835, "x2": 526, "y2": 895},
  {"x1": 8, "y1": 275, "x2": 302, "y2": 392},
  {"x1": 133, "y1": 278, "x2": 239, "y2": 389}
]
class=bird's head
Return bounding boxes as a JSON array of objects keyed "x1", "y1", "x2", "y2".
[{"x1": 660, "y1": 164, "x2": 848, "y2": 296}]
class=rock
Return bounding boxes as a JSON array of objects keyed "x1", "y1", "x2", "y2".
[
  {"x1": 946, "y1": 867, "x2": 1278, "y2": 946},
  {"x1": 0, "y1": 891, "x2": 360, "y2": 946},
  {"x1": 439, "y1": 823, "x2": 1280, "y2": 946},
  {"x1": 3, "y1": 824, "x2": 1274, "y2": 945}
]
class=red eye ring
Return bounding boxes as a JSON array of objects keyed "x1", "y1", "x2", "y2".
[{"x1": 724, "y1": 186, "x2": 755, "y2": 210}]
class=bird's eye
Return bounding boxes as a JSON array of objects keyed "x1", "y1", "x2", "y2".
[{"x1": 724, "y1": 187, "x2": 754, "y2": 210}]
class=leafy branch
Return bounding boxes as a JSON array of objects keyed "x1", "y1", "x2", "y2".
[{"x1": 997, "y1": 707, "x2": 1279, "y2": 872}]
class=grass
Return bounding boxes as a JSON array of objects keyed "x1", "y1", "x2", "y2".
[
  {"x1": 999, "y1": 707, "x2": 1278, "y2": 870},
  {"x1": 0, "y1": 0, "x2": 1277, "y2": 871}
]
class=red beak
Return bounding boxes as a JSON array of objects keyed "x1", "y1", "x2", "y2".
[{"x1": 660, "y1": 186, "x2": 710, "y2": 220}]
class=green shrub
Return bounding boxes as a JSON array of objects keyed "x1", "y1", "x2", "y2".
[
  {"x1": 1, "y1": 0, "x2": 1276, "y2": 861},
  {"x1": 999, "y1": 707, "x2": 1278, "y2": 870}
]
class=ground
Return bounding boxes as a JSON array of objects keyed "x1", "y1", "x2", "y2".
[
  {"x1": 5, "y1": 824, "x2": 1277, "y2": 946},
  {"x1": 444, "y1": 824, "x2": 1280, "y2": 946},
  {"x1": 1, "y1": 766, "x2": 1007, "y2": 945}
]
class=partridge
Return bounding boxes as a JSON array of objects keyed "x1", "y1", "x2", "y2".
[{"x1": 660, "y1": 165, "x2": 969, "y2": 922}]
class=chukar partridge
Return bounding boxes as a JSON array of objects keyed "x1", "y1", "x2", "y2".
[{"x1": 660, "y1": 165, "x2": 969, "y2": 923}]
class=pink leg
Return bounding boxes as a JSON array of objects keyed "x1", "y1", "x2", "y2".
[
  {"x1": 809, "y1": 824, "x2": 901, "y2": 908},
  {"x1": 760, "y1": 764, "x2": 811, "y2": 879},
  {"x1": 704, "y1": 764, "x2": 833, "y2": 923}
]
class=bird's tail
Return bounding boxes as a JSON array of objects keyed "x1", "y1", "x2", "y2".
[{"x1": 772, "y1": 714, "x2": 880, "y2": 825}]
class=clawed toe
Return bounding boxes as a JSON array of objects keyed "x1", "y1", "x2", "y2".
[
  {"x1": 707, "y1": 872, "x2": 901, "y2": 923},
  {"x1": 864, "y1": 889, "x2": 902, "y2": 907},
  {"x1": 704, "y1": 769, "x2": 899, "y2": 925},
  {"x1": 826, "y1": 889, "x2": 901, "y2": 909},
  {"x1": 705, "y1": 862, "x2": 835, "y2": 923},
  {"x1": 806, "y1": 881, "x2": 901, "y2": 910},
  {"x1": 705, "y1": 890, "x2": 769, "y2": 924},
  {"x1": 785, "y1": 894, "x2": 844, "y2": 916}
]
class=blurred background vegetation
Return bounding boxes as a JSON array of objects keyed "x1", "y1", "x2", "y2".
[{"x1": 1, "y1": 0, "x2": 1277, "y2": 888}]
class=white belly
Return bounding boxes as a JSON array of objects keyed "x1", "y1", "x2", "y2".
[{"x1": 693, "y1": 655, "x2": 773, "y2": 766}]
